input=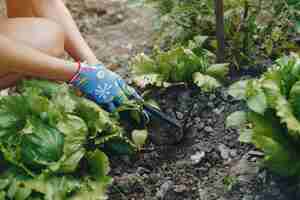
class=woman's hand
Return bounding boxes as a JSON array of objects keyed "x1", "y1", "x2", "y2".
[{"x1": 70, "y1": 63, "x2": 141, "y2": 112}]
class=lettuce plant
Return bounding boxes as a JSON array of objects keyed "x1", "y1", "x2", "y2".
[
  {"x1": 131, "y1": 38, "x2": 229, "y2": 92},
  {"x1": 227, "y1": 53, "x2": 300, "y2": 177},
  {"x1": 0, "y1": 79, "x2": 140, "y2": 199}
]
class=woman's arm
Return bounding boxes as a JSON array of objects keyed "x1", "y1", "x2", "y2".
[
  {"x1": 30, "y1": 0, "x2": 99, "y2": 64},
  {"x1": 0, "y1": 34, "x2": 77, "y2": 81}
]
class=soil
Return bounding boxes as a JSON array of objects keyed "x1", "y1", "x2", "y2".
[
  {"x1": 0, "y1": 0, "x2": 299, "y2": 199},
  {"x1": 109, "y1": 85, "x2": 300, "y2": 200}
]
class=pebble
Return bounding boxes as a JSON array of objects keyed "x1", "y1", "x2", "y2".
[
  {"x1": 209, "y1": 94, "x2": 216, "y2": 101},
  {"x1": 190, "y1": 151, "x2": 206, "y2": 165},
  {"x1": 175, "y1": 111, "x2": 184, "y2": 120},
  {"x1": 230, "y1": 158, "x2": 259, "y2": 183},
  {"x1": 207, "y1": 102, "x2": 214, "y2": 108},
  {"x1": 248, "y1": 150, "x2": 264, "y2": 157},
  {"x1": 218, "y1": 144, "x2": 231, "y2": 160},
  {"x1": 136, "y1": 167, "x2": 150, "y2": 175},
  {"x1": 230, "y1": 149, "x2": 238, "y2": 158},
  {"x1": 250, "y1": 157, "x2": 257, "y2": 162},
  {"x1": 242, "y1": 195, "x2": 254, "y2": 200},
  {"x1": 195, "y1": 117, "x2": 202, "y2": 123},
  {"x1": 204, "y1": 126, "x2": 214, "y2": 133},
  {"x1": 195, "y1": 122, "x2": 205, "y2": 130},
  {"x1": 173, "y1": 184, "x2": 188, "y2": 193},
  {"x1": 156, "y1": 180, "x2": 174, "y2": 199}
]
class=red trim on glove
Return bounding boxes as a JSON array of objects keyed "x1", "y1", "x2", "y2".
[{"x1": 69, "y1": 61, "x2": 81, "y2": 83}]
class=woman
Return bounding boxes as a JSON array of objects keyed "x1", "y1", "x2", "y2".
[{"x1": 0, "y1": 0, "x2": 140, "y2": 112}]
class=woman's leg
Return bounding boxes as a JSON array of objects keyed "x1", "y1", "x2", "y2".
[
  {"x1": 6, "y1": 0, "x2": 34, "y2": 18},
  {"x1": 0, "y1": 18, "x2": 65, "y2": 57},
  {"x1": 0, "y1": 17, "x2": 76, "y2": 89}
]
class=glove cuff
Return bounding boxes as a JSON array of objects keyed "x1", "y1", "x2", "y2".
[{"x1": 69, "y1": 61, "x2": 82, "y2": 84}]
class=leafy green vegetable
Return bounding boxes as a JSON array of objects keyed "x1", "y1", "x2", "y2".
[
  {"x1": 131, "y1": 40, "x2": 229, "y2": 91},
  {"x1": 21, "y1": 119, "x2": 64, "y2": 168},
  {"x1": 131, "y1": 130, "x2": 148, "y2": 149},
  {"x1": 0, "y1": 79, "x2": 143, "y2": 199},
  {"x1": 227, "y1": 54, "x2": 300, "y2": 177},
  {"x1": 140, "y1": 0, "x2": 300, "y2": 67}
]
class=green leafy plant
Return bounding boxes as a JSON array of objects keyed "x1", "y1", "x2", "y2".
[
  {"x1": 227, "y1": 53, "x2": 300, "y2": 177},
  {"x1": 130, "y1": 39, "x2": 229, "y2": 92},
  {"x1": 137, "y1": 0, "x2": 300, "y2": 67},
  {"x1": 0, "y1": 79, "x2": 145, "y2": 199}
]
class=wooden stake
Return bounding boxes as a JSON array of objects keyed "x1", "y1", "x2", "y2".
[{"x1": 215, "y1": 0, "x2": 225, "y2": 63}]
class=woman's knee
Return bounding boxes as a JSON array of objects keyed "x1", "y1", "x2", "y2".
[{"x1": 0, "y1": 18, "x2": 65, "y2": 57}]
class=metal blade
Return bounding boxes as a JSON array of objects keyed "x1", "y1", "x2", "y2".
[{"x1": 143, "y1": 104, "x2": 182, "y2": 129}]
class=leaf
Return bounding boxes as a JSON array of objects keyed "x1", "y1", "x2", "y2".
[
  {"x1": 247, "y1": 111, "x2": 300, "y2": 176},
  {"x1": 132, "y1": 74, "x2": 164, "y2": 88},
  {"x1": 57, "y1": 115, "x2": 88, "y2": 173},
  {"x1": 262, "y1": 79, "x2": 300, "y2": 138},
  {"x1": 131, "y1": 130, "x2": 148, "y2": 149},
  {"x1": 19, "y1": 79, "x2": 61, "y2": 98},
  {"x1": 247, "y1": 91, "x2": 267, "y2": 114},
  {"x1": 0, "y1": 179, "x2": 10, "y2": 190},
  {"x1": 87, "y1": 150, "x2": 110, "y2": 180},
  {"x1": 20, "y1": 119, "x2": 64, "y2": 168},
  {"x1": 52, "y1": 84, "x2": 77, "y2": 114},
  {"x1": 206, "y1": 63, "x2": 230, "y2": 81},
  {"x1": 24, "y1": 175, "x2": 81, "y2": 200},
  {"x1": 70, "y1": 179, "x2": 110, "y2": 200},
  {"x1": 193, "y1": 72, "x2": 221, "y2": 92},
  {"x1": 131, "y1": 53, "x2": 157, "y2": 75},
  {"x1": 74, "y1": 98, "x2": 114, "y2": 136},
  {"x1": 289, "y1": 81, "x2": 300, "y2": 120},
  {"x1": 238, "y1": 128, "x2": 253, "y2": 143},
  {"x1": 226, "y1": 111, "x2": 247, "y2": 129},
  {"x1": 0, "y1": 109, "x2": 19, "y2": 129},
  {"x1": 101, "y1": 137, "x2": 136, "y2": 156},
  {"x1": 228, "y1": 80, "x2": 249, "y2": 100},
  {"x1": 0, "y1": 192, "x2": 5, "y2": 200}
]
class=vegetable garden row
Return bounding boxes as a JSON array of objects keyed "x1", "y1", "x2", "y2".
[{"x1": 0, "y1": 0, "x2": 300, "y2": 199}]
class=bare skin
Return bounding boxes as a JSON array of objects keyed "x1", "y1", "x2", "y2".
[{"x1": 0, "y1": 0, "x2": 103, "y2": 89}]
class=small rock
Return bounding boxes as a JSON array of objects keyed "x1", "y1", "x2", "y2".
[
  {"x1": 136, "y1": 167, "x2": 150, "y2": 175},
  {"x1": 156, "y1": 180, "x2": 174, "y2": 199},
  {"x1": 195, "y1": 117, "x2": 202, "y2": 123},
  {"x1": 206, "y1": 118, "x2": 213, "y2": 125},
  {"x1": 195, "y1": 122, "x2": 205, "y2": 130},
  {"x1": 191, "y1": 151, "x2": 206, "y2": 165},
  {"x1": 186, "y1": 122, "x2": 194, "y2": 128},
  {"x1": 175, "y1": 111, "x2": 184, "y2": 120},
  {"x1": 248, "y1": 150, "x2": 264, "y2": 157},
  {"x1": 207, "y1": 102, "x2": 214, "y2": 108},
  {"x1": 221, "y1": 91, "x2": 229, "y2": 101},
  {"x1": 230, "y1": 149, "x2": 238, "y2": 158},
  {"x1": 121, "y1": 155, "x2": 131, "y2": 164},
  {"x1": 213, "y1": 106, "x2": 225, "y2": 114},
  {"x1": 204, "y1": 126, "x2": 214, "y2": 133},
  {"x1": 242, "y1": 195, "x2": 254, "y2": 200},
  {"x1": 258, "y1": 170, "x2": 267, "y2": 183},
  {"x1": 198, "y1": 187, "x2": 209, "y2": 200},
  {"x1": 218, "y1": 144, "x2": 231, "y2": 160},
  {"x1": 230, "y1": 158, "x2": 259, "y2": 183},
  {"x1": 174, "y1": 184, "x2": 187, "y2": 193},
  {"x1": 209, "y1": 94, "x2": 216, "y2": 101}
]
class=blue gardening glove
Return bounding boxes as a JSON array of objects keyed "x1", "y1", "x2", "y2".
[{"x1": 70, "y1": 63, "x2": 142, "y2": 112}]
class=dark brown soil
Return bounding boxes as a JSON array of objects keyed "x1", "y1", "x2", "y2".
[{"x1": 108, "y1": 85, "x2": 300, "y2": 200}]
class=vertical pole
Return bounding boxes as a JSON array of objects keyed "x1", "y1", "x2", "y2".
[{"x1": 215, "y1": 0, "x2": 225, "y2": 63}]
